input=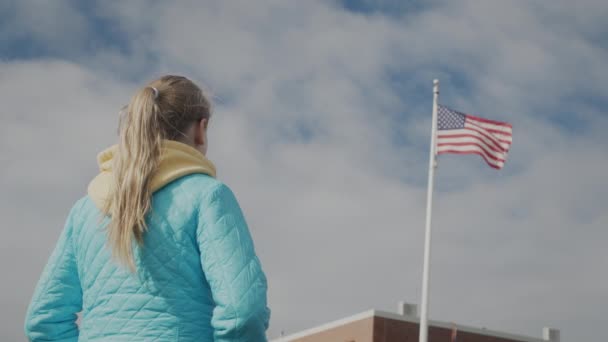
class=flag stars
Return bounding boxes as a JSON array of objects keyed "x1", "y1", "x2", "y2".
[{"x1": 438, "y1": 105, "x2": 466, "y2": 130}]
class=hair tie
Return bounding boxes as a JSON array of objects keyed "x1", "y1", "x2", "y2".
[{"x1": 151, "y1": 87, "x2": 159, "y2": 99}]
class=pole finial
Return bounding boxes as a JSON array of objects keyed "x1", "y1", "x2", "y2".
[{"x1": 433, "y1": 79, "x2": 439, "y2": 85}]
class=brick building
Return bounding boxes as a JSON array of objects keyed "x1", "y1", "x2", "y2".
[{"x1": 272, "y1": 302, "x2": 560, "y2": 342}]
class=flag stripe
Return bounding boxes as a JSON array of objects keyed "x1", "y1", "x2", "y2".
[
  {"x1": 438, "y1": 136, "x2": 505, "y2": 155},
  {"x1": 439, "y1": 128, "x2": 507, "y2": 152},
  {"x1": 438, "y1": 136, "x2": 505, "y2": 154},
  {"x1": 467, "y1": 114, "x2": 513, "y2": 129},
  {"x1": 464, "y1": 122, "x2": 513, "y2": 143},
  {"x1": 437, "y1": 105, "x2": 512, "y2": 169},
  {"x1": 467, "y1": 117, "x2": 513, "y2": 134},
  {"x1": 437, "y1": 144, "x2": 506, "y2": 163},
  {"x1": 479, "y1": 128, "x2": 513, "y2": 140},
  {"x1": 460, "y1": 123, "x2": 511, "y2": 150},
  {"x1": 438, "y1": 149, "x2": 504, "y2": 169}
]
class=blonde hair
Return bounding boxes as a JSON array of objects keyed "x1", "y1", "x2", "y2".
[{"x1": 104, "y1": 75, "x2": 211, "y2": 270}]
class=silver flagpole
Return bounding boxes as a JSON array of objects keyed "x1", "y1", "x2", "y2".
[{"x1": 418, "y1": 79, "x2": 439, "y2": 342}]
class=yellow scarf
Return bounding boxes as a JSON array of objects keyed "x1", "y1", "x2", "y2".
[{"x1": 88, "y1": 140, "x2": 216, "y2": 209}]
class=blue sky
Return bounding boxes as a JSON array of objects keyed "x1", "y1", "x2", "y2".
[
  {"x1": 2, "y1": 0, "x2": 601, "y2": 143},
  {"x1": 1, "y1": 1, "x2": 607, "y2": 341}
]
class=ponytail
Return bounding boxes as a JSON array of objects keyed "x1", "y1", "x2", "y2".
[
  {"x1": 103, "y1": 75, "x2": 211, "y2": 271},
  {"x1": 105, "y1": 86, "x2": 164, "y2": 271}
]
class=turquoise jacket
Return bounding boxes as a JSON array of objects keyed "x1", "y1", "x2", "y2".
[{"x1": 24, "y1": 174, "x2": 270, "y2": 341}]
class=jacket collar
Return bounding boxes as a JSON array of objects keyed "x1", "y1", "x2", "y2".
[{"x1": 88, "y1": 140, "x2": 216, "y2": 209}]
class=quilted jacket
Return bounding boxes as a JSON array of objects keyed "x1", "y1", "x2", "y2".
[{"x1": 25, "y1": 142, "x2": 270, "y2": 341}]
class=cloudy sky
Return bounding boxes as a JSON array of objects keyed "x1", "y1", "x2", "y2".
[{"x1": 1, "y1": 0, "x2": 607, "y2": 341}]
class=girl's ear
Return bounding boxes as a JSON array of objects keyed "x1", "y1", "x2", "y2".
[{"x1": 194, "y1": 118, "x2": 208, "y2": 146}]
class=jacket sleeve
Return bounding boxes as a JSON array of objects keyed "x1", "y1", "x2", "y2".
[
  {"x1": 197, "y1": 183, "x2": 270, "y2": 342},
  {"x1": 25, "y1": 204, "x2": 82, "y2": 342}
]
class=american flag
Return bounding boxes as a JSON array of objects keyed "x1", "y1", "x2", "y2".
[{"x1": 436, "y1": 105, "x2": 513, "y2": 169}]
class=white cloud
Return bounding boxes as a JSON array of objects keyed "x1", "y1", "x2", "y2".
[{"x1": 1, "y1": 1, "x2": 606, "y2": 341}]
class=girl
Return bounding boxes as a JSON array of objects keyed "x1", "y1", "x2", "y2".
[{"x1": 24, "y1": 75, "x2": 270, "y2": 341}]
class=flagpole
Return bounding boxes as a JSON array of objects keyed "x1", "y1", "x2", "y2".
[{"x1": 419, "y1": 79, "x2": 439, "y2": 342}]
